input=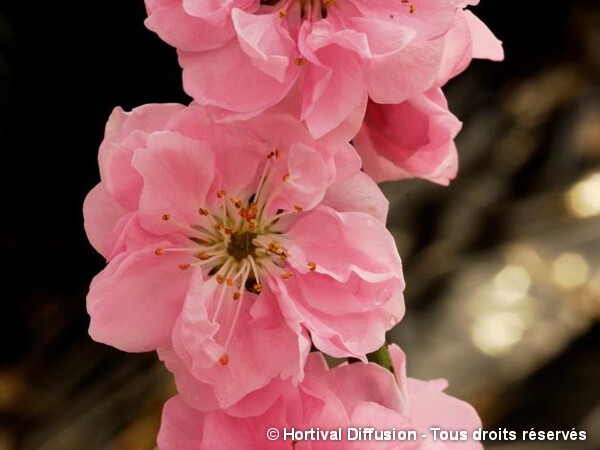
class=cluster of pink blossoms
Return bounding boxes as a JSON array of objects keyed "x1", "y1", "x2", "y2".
[{"x1": 84, "y1": 0, "x2": 502, "y2": 447}]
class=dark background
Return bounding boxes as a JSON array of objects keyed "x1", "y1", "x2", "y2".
[{"x1": 1, "y1": 1, "x2": 599, "y2": 449}]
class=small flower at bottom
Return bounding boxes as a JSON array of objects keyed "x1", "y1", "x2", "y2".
[
  {"x1": 157, "y1": 347, "x2": 483, "y2": 449},
  {"x1": 84, "y1": 103, "x2": 404, "y2": 408}
]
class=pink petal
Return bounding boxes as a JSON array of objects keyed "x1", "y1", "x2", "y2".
[
  {"x1": 232, "y1": 8, "x2": 298, "y2": 83},
  {"x1": 464, "y1": 10, "x2": 504, "y2": 61},
  {"x1": 366, "y1": 38, "x2": 444, "y2": 103},
  {"x1": 320, "y1": 361, "x2": 404, "y2": 414},
  {"x1": 179, "y1": 39, "x2": 299, "y2": 114},
  {"x1": 264, "y1": 142, "x2": 330, "y2": 215},
  {"x1": 145, "y1": 0, "x2": 235, "y2": 52},
  {"x1": 99, "y1": 104, "x2": 185, "y2": 210},
  {"x1": 355, "y1": 89, "x2": 462, "y2": 184},
  {"x1": 83, "y1": 183, "x2": 128, "y2": 258},
  {"x1": 287, "y1": 206, "x2": 403, "y2": 283},
  {"x1": 157, "y1": 396, "x2": 205, "y2": 450},
  {"x1": 271, "y1": 274, "x2": 404, "y2": 358},
  {"x1": 407, "y1": 378, "x2": 484, "y2": 449},
  {"x1": 323, "y1": 171, "x2": 389, "y2": 224},
  {"x1": 87, "y1": 243, "x2": 190, "y2": 352},
  {"x1": 132, "y1": 131, "x2": 216, "y2": 236},
  {"x1": 172, "y1": 278, "x2": 308, "y2": 409},
  {"x1": 300, "y1": 23, "x2": 369, "y2": 138}
]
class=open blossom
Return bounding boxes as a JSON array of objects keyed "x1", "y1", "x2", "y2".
[
  {"x1": 354, "y1": 88, "x2": 462, "y2": 184},
  {"x1": 145, "y1": 0, "x2": 503, "y2": 138},
  {"x1": 158, "y1": 345, "x2": 483, "y2": 449},
  {"x1": 84, "y1": 103, "x2": 404, "y2": 408}
]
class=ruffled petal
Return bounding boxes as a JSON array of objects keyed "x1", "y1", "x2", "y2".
[
  {"x1": 87, "y1": 243, "x2": 191, "y2": 352},
  {"x1": 179, "y1": 39, "x2": 300, "y2": 114},
  {"x1": 132, "y1": 131, "x2": 216, "y2": 235}
]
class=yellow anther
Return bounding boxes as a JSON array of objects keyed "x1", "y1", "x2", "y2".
[
  {"x1": 282, "y1": 173, "x2": 290, "y2": 182},
  {"x1": 161, "y1": 214, "x2": 171, "y2": 221},
  {"x1": 154, "y1": 247, "x2": 164, "y2": 256},
  {"x1": 253, "y1": 283, "x2": 263, "y2": 293},
  {"x1": 233, "y1": 292, "x2": 241, "y2": 300},
  {"x1": 216, "y1": 274, "x2": 225, "y2": 284},
  {"x1": 198, "y1": 252, "x2": 211, "y2": 260},
  {"x1": 198, "y1": 208, "x2": 209, "y2": 216},
  {"x1": 179, "y1": 263, "x2": 190, "y2": 271},
  {"x1": 294, "y1": 205, "x2": 303, "y2": 213},
  {"x1": 307, "y1": 261, "x2": 317, "y2": 271},
  {"x1": 219, "y1": 354, "x2": 229, "y2": 365},
  {"x1": 217, "y1": 189, "x2": 227, "y2": 199},
  {"x1": 268, "y1": 242, "x2": 282, "y2": 253},
  {"x1": 294, "y1": 57, "x2": 305, "y2": 66}
]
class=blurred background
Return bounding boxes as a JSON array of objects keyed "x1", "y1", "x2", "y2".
[{"x1": 1, "y1": 1, "x2": 599, "y2": 449}]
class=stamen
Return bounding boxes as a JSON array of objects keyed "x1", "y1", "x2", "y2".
[
  {"x1": 198, "y1": 252, "x2": 212, "y2": 260},
  {"x1": 307, "y1": 261, "x2": 317, "y2": 271},
  {"x1": 217, "y1": 189, "x2": 227, "y2": 199},
  {"x1": 179, "y1": 263, "x2": 190, "y2": 271},
  {"x1": 161, "y1": 214, "x2": 171, "y2": 221},
  {"x1": 233, "y1": 292, "x2": 241, "y2": 300},
  {"x1": 222, "y1": 263, "x2": 251, "y2": 352},
  {"x1": 282, "y1": 173, "x2": 290, "y2": 182},
  {"x1": 212, "y1": 261, "x2": 235, "y2": 320},
  {"x1": 218, "y1": 354, "x2": 229, "y2": 366},
  {"x1": 268, "y1": 241, "x2": 282, "y2": 253},
  {"x1": 154, "y1": 247, "x2": 164, "y2": 256},
  {"x1": 294, "y1": 205, "x2": 303, "y2": 213},
  {"x1": 247, "y1": 255, "x2": 262, "y2": 285},
  {"x1": 198, "y1": 208, "x2": 209, "y2": 216}
]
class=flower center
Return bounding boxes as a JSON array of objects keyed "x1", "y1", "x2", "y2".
[
  {"x1": 260, "y1": 0, "x2": 333, "y2": 20},
  {"x1": 153, "y1": 151, "x2": 316, "y2": 365},
  {"x1": 227, "y1": 231, "x2": 258, "y2": 262}
]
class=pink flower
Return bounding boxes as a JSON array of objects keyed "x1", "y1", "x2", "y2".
[
  {"x1": 84, "y1": 103, "x2": 404, "y2": 408},
  {"x1": 353, "y1": 88, "x2": 462, "y2": 184},
  {"x1": 157, "y1": 347, "x2": 483, "y2": 449},
  {"x1": 145, "y1": 0, "x2": 503, "y2": 138}
]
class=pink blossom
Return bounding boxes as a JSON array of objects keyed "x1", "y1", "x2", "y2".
[
  {"x1": 157, "y1": 347, "x2": 483, "y2": 449},
  {"x1": 353, "y1": 88, "x2": 462, "y2": 184},
  {"x1": 84, "y1": 103, "x2": 404, "y2": 408},
  {"x1": 145, "y1": 0, "x2": 503, "y2": 138}
]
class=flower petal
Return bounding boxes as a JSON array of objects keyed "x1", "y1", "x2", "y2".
[
  {"x1": 322, "y1": 171, "x2": 389, "y2": 224},
  {"x1": 179, "y1": 39, "x2": 299, "y2": 114},
  {"x1": 132, "y1": 131, "x2": 216, "y2": 235},
  {"x1": 287, "y1": 206, "x2": 403, "y2": 283},
  {"x1": 87, "y1": 243, "x2": 190, "y2": 352}
]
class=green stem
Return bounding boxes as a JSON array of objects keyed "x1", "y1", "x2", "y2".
[{"x1": 366, "y1": 343, "x2": 394, "y2": 373}]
